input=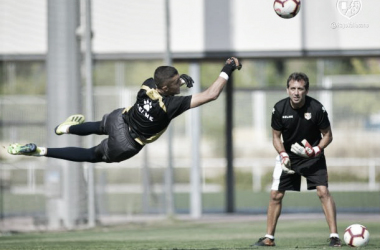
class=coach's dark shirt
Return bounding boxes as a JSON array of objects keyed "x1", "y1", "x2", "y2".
[
  {"x1": 271, "y1": 95, "x2": 330, "y2": 162},
  {"x1": 124, "y1": 78, "x2": 192, "y2": 145}
]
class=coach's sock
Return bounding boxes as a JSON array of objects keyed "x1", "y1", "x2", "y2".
[
  {"x1": 330, "y1": 233, "x2": 339, "y2": 238},
  {"x1": 265, "y1": 234, "x2": 275, "y2": 240}
]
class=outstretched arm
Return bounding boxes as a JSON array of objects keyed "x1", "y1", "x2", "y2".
[{"x1": 190, "y1": 57, "x2": 241, "y2": 109}]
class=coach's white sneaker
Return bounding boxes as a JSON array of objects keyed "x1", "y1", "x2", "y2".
[{"x1": 329, "y1": 237, "x2": 341, "y2": 247}]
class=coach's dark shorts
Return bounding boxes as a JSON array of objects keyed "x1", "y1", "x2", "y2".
[
  {"x1": 271, "y1": 154, "x2": 328, "y2": 191},
  {"x1": 95, "y1": 108, "x2": 144, "y2": 163}
]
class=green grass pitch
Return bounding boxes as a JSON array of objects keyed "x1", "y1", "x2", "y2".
[{"x1": 0, "y1": 215, "x2": 379, "y2": 250}]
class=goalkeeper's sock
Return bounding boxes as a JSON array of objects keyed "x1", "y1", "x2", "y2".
[
  {"x1": 36, "y1": 147, "x2": 47, "y2": 156},
  {"x1": 46, "y1": 147, "x2": 102, "y2": 162},
  {"x1": 68, "y1": 122, "x2": 103, "y2": 136},
  {"x1": 56, "y1": 124, "x2": 70, "y2": 134}
]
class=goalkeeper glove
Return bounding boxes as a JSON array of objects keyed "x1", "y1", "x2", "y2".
[
  {"x1": 221, "y1": 57, "x2": 242, "y2": 77},
  {"x1": 279, "y1": 151, "x2": 295, "y2": 174},
  {"x1": 180, "y1": 74, "x2": 194, "y2": 88},
  {"x1": 291, "y1": 139, "x2": 321, "y2": 158}
]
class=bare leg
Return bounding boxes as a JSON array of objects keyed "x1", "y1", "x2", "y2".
[
  {"x1": 253, "y1": 190, "x2": 286, "y2": 246},
  {"x1": 316, "y1": 186, "x2": 338, "y2": 234},
  {"x1": 266, "y1": 190, "x2": 285, "y2": 236}
]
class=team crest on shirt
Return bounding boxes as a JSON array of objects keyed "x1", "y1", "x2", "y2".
[
  {"x1": 137, "y1": 99, "x2": 154, "y2": 122},
  {"x1": 304, "y1": 113, "x2": 312, "y2": 120},
  {"x1": 143, "y1": 99, "x2": 152, "y2": 111}
]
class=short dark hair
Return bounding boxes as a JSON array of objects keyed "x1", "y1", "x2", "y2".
[
  {"x1": 287, "y1": 72, "x2": 309, "y2": 90},
  {"x1": 154, "y1": 66, "x2": 178, "y2": 88}
]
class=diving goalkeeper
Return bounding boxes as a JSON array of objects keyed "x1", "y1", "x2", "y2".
[{"x1": 8, "y1": 57, "x2": 241, "y2": 163}]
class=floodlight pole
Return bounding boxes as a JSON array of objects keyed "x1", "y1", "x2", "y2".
[
  {"x1": 142, "y1": 147, "x2": 151, "y2": 213},
  {"x1": 189, "y1": 62, "x2": 202, "y2": 218},
  {"x1": 226, "y1": 75, "x2": 234, "y2": 213},
  {"x1": 46, "y1": 0, "x2": 84, "y2": 230},
  {"x1": 83, "y1": 0, "x2": 96, "y2": 228},
  {"x1": 164, "y1": 0, "x2": 174, "y2": 216},
  {"x1": 0, "y1": 166, "x2": 3, "y2": 230}
]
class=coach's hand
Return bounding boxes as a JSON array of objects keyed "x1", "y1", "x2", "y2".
[
  {"x1": 280, "y1": 151, "x2": 295, "y2": 174},
  {"x1": 291, "y1": 139, "x2": 321, "y2": 158},
  {"x1": 180, "y1": 74, "x2": 194, "y2": 88}
]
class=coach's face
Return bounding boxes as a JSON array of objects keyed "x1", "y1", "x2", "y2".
[{"x1": 287, "y1": 79, "x2": 308, "y2": 109}]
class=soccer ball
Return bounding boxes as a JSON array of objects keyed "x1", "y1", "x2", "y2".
[
  {"x1": 344, "y1": 224, "x2": 370, "y2": 247},
  {"x1": 273, "y1": 0, "x2": 301, "y2": 19}
]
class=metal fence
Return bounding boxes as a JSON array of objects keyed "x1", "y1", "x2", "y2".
[{"x1": 1, "y1": 85, "x2": 380, "y2": 223}]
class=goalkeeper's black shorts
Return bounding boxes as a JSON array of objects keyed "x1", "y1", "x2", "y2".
[
  {"x1": 271, "y1": 154, "x2": 328, "y2": 191},
  {"x1": 96, "y1": 108, "x2": 144, "y2": 163}
]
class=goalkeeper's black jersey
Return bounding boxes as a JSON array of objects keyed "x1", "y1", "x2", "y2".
[
  {"x1": 124, "y1": 78, "x2": 192, "y2": 145},
  {"x1": 271, "y1": 95, "x2": 330, "y2": 159}
]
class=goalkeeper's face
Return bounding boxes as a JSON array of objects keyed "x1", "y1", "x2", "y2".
[
  {"x1": 287, "y1": 79, "x2": 308, "y2": 109},
  {"x1": 160, "y1": 74, "x2": 182, "y2": 96}
]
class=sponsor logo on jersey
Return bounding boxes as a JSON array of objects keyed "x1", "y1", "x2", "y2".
[
  {"x1": 304, "y1": 113, "x2": 312, "y2": 120},
  {"x1": 282, "y1": 115, "x2": 293, "y2": 119}
]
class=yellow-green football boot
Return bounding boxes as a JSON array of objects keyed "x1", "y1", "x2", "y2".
[{"x1": 55, "y1": 114, "x2": 85, "y2": 135}]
